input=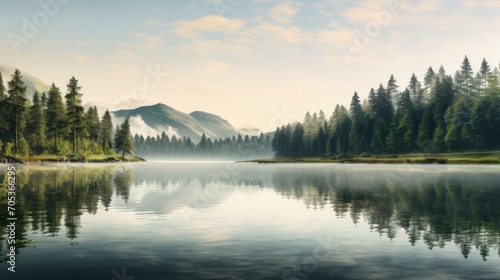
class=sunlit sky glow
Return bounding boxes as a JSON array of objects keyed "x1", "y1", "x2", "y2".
[{"x1": 1, "y1": 0, "x2": 500, "y2": 130}]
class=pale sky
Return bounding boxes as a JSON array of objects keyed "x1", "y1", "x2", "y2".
[{"x1": 1, "y1": 0, "x2": 500, "y2": 131}]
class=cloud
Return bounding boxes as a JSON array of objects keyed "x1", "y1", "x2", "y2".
[
  {"x1": 129, "y1": 33, "x2": 147, "y2": 38},
  {"x1": 253, "y1": 23, "x2": 305, "y2": 44},
  {"x1": 173, "y1": 15, "x2": 244, "y2": 37},
  {"x1": 269, "y1": 3, "x2": 299, "y2": 24},
  {"x1": 77, "y1": 40, "x2": 91, "y2": 47},
  {"x1": 463, "y1": 0, "x2": 500, "y2": 8},
  {"x1": 73, "y1": 54, "x2": 89, "y2": 62},
  {"x1": 119, "y1": 35, "x2": 164, "y2": 52},
  {"x1": 177, "y1": 39, "x2": 249, "y2": 55},
  {"x1": 199, "y1": 59, "x2": 232, "y2": 76},
  {"x1": 315, "y1": 29, "x2": 355, "y2": 46}
]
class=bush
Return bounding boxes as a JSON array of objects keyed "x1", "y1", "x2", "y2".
[{"x1": 359, "y1": 153, "x2": 371, "y2": 158}]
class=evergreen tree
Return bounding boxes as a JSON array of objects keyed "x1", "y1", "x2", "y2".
[
  {"x1": 290, "y1": 122, "x2": 304, "y2": 157},
  {"x1": 46, "y1": 83, "x2": 67, "y2": 153},
  {"x1": 114, "y1": 119, "x2": 134, "y2": 160},
  {"x1": 100, "y1": 110, "x2": 114, "y2": 153},
  {"x1": 85, "y1": 106, "x2": 100, "y2": 142},
  {"x1": 26, "y1": 92, "x2": 46, "y2": 153},
  {"x1": 408, "y1": 73, "x2": 424, "y2": 109},
  {"x1": 457, "y1": 56, "x2": 474, "y2": 96},
  {"x1": 387, "y1": 74, "x2": 399, "y2": 111},
  {"x1": 424, "y1": 66, "x2": 436, "y2": 96},
  {"x1": 478, "y1": 58, "x2": 491, "y2": 95},
  {"x1": 349, "y1": 92, "x2": 363, "y2": 154},
  {"x1": 6, "y1": 69, "x2": 28, "y2": 154},
  {"x1": 65, "y1": 76, "x2": 86, "y2": 155},
  {"x1": 198, "y1": 133, "x2": 208, "y2": 152}
]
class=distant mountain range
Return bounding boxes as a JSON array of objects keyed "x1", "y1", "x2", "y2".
[
  {"x1": 0, "y1": 64, "x2": 260, "y2": 140},
  {"x1": 113, "y1": 103, "x2": 239, "y2": 140}
]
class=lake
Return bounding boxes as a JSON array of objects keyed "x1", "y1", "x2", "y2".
[{"x1": 1, "y1": 162, "x2": 499, "y2": 279}]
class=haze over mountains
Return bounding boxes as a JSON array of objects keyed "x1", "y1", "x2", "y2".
[
  {"x1": 113, "y1": 103, "x2": 239, "y2": 140},
  {"x1": 0, "y1": 64, "x2": 247, "y2": 140}
]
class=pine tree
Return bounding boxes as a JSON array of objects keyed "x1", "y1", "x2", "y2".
[
  {"x1": 26, "y1": 91, "x2": 46, "y2": 153},
  {"x1": 478, "y1": 58, "x2": 491, "y2": 95},
  {"x1": 457, "y1": 56, "x2": 474, "y2": 96},
  {"x1": 6, "y1": 69, "x2": 28, "y2": 154},
  {"x1": 290, "y1": 122, "x2": 304, "y2": 157},
  {"x1": 198, "y1": 133, "x2": 208, "y2": 152},
  {"x1": 65, "y1": 77, "x2": 86, "y2": 155},
  {"x1": 408, "y1": 73, "x2": 424, "y2": 110},
  {"x1": 424, "y1": 67, "x2": 436, "y2": 96},
  {"x1": 349, "y1": 92, "x2": 363, "y2": 154},
  {"x1": 46, "y1": 83, "x2": 67, "y2": 153},
  {"x1": 114, "y1": 119, "x2": 134, "y2": 160},
  {"x1": 85, "y1": 106, "x2": 100, "y2": 142},
  {"x1": 100, "y1": 110, "x2": 114, "y2": 153},
  {"x1": 387, "y1": 74, "x2": 399, "y2": 111}
]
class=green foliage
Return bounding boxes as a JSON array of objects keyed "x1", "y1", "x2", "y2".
[
  {"x1": 114, "y1": 119, "x2": 135, "y2": 160},
  {"x1": 65, "y1": 76, "x2": 86, "y2": 154},
  {"x1": 6, "y1": 69, "x2": 28, "y2": 153},
  {"x1": 271, "y1": 55, "x2": 500, "y2": 158}
]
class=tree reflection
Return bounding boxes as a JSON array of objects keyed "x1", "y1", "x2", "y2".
[
  {"x1": 0, "y1": 165, "x2": 118, "y2": 258},
  {"x1": 1, "y1": 164, "x2": 499, "y2": 262},
  {"x1": 272, "y1": 167, "x2": 500, "y2": 261}
]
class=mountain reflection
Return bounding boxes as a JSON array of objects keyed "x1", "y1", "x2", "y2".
[{"x1": 1, "y1": 163, "x2": 499, "y2": 262}]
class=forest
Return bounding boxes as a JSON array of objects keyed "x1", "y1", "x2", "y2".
[
  {"x1": 0, "y1": 69, "x2": 133, "y2": 160},
  {"x1": 272, "y1": 56, "x2": 500, "y2": 158},
  {"x1": 132, "y1": 132, "x2": 272, "y2": 159}
]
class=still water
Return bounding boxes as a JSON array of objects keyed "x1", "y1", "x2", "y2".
[{"x1": 1, "y1": 162, "x2": 499, "y2": 280}]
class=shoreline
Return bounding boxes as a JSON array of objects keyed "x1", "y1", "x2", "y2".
[{"x1": 245, "y1": 154, "x2": 500, "y2": 165}]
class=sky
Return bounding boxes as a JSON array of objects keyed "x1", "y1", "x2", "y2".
[{"x1": 1, "y1": 0, "x2": 500, "y2": 131}]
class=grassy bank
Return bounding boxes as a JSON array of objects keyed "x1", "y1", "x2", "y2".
[
  {"x1": 14, "y1": 154, "x2": 146, "y2": 163},
  {"x1": 247, "y1": 152, "x2": 500, "y2": 164}
]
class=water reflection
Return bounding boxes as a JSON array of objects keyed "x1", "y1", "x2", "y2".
[
  {"x1": 0, "y1": 163, "x2": 499, "y2": 270},
  {"x1": 270, "y1": 165, "x2": 500, "y2": 261}
]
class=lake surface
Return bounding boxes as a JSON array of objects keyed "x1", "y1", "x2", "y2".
[{"x1": 1, "y1": 162, "x2": 500, "y2": 280}]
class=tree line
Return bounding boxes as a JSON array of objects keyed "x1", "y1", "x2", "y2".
[
  {"x1": 0, "y1": 69, "x2": 133, "y2": 159},
  {"x1": 133, "y1": 131, "x2": 272, "y2": 159},
  {"x1": 272, "y1": 56, "x2": 500, "y2": 158}
]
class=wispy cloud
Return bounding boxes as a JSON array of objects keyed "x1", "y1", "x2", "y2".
[
  {"x1": 177, "y1": 39, "x2": 249, "y2": 55},
  {"x1": 269, "y1": 3, "x2": 299, "y2": 24},
  {"x1": 173, "y1": 15, "x2": 244, "y2": 37},
  {"x1": 73, "y1": 54, "x2": 89, "y2": 62},
  {"x1": 463, "y1": 0, "x2": 500, "y2": 8},
  {"x1": 119, "y1": 35, "x2": 164, "y2": 52},
  {"x1": 199, "y1": 59, "x2": 232, "y2": 76}
]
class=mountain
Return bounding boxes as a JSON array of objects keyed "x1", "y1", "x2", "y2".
[
  {"x1": 113, "y1": 103, "x2": 239, "y2": 140},
  {"x1": 0, "y1": 64, "x2": 51, "y2": 99}
]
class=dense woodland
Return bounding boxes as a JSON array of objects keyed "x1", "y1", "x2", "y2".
[
  {"x1": 0, "y1": 69, "x2": 132, "y2": 159},
  {"x1": 272, "y1": 56, "x2": 500, "y2": 158},
  {"x1": 132, "y1": 132, "x2": 273, "y2": 159}
]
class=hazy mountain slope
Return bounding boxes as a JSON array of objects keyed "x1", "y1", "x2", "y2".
[
  {"x1": 113, "y1": 103, "x2": 238, "y2": 140},
  {"x1": 0, "y1": 64, "x2": 51, "y2": 99},
  {"x1": 189, "y1": 111, "x2": 237, "y2": 138}
]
